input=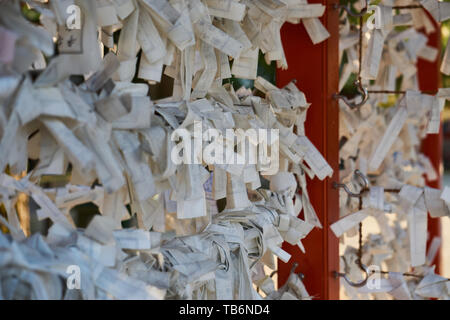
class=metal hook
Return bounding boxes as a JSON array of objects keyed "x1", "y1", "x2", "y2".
[
  {"x1": 333, "y1": 79, "x2": 369, "y2": 110},
  {"x1": 269, "y1": 263, "x2": 303, "y2": 280},
  {"x1": 333, "y1": 3, "x2": 368, "y2": 18},
  {"x1": 334, "y1": 263, "x2": 370, "y2": 288},
  {"x1": 289, "y1": 262, "x2": 299, "y2": 275},
  {"x1": 333, "y1": 169, "x2": 369, "y2": 198},
  {"x1": 353, "y1": 169, "x2": 369, "y2": 190}
]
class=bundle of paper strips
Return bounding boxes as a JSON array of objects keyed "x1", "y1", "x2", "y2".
[
  {"x1": 0, "y1": 0, "x2": 333, "y2": 299},
  {"x1": 335, "y1": 0, "x2": 450, "y2": 300}
]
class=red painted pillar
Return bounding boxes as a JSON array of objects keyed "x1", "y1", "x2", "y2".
[
  {"x1": 276, "y1": 0, "x2": 340, "y2": 300},
  {"x1": 418, "y1": 18, "x2": 442, "y2": 273}
]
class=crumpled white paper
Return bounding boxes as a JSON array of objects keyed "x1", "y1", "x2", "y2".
[{"x1": 0, "y1": 0, "x2": 331, "y2": 300}]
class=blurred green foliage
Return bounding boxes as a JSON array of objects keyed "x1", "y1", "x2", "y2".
[{"x1": 21, "y1": 2, "x2": 40, "y2": 24}]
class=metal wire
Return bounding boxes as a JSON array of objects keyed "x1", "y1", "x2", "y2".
[
  {"x1": 358, "y1": 12, "x2": 363, "y2": 79},
  {"x1": 392, "y1": 5, "x2": 423, "y2": 10},
  {"x1": 371, "y1": 270, "x2": 450, "y2": 281},
  {"x1": 333, "y1": 3, "x2": 367, "y2": 18},
  {"x1": 357, "y1": 199, "x2": 363, "y2": 270},
  {"x1": 368, "y1": 90, "x2": 437, "y2": 95}
]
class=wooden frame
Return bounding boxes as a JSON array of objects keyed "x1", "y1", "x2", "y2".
[
  {"x1": 276, "y1": 0, "x2": 340, "y2": 300},
  {"x1": 418, "y1": 17, "x2": 442, "y2": 273}
]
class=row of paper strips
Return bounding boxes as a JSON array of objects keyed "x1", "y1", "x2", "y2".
[
  {"x1": 335, "y1": 0, "x2": 450, "y2": 299},
  {"x1": 0, "y1": 0, "x2": 334, "y2": 300}
]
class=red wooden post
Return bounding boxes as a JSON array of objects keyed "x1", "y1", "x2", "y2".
[
  {"x1": 276, "y1": 0, "x2": 340, "y2": 300},
  {"x1": 418, "y1": 18, "x2": 442, "y2": 273}
]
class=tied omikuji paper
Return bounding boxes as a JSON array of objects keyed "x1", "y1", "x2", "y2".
[{"x1": 0, "y1": 0, "x2": 332, "y2": 300}]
